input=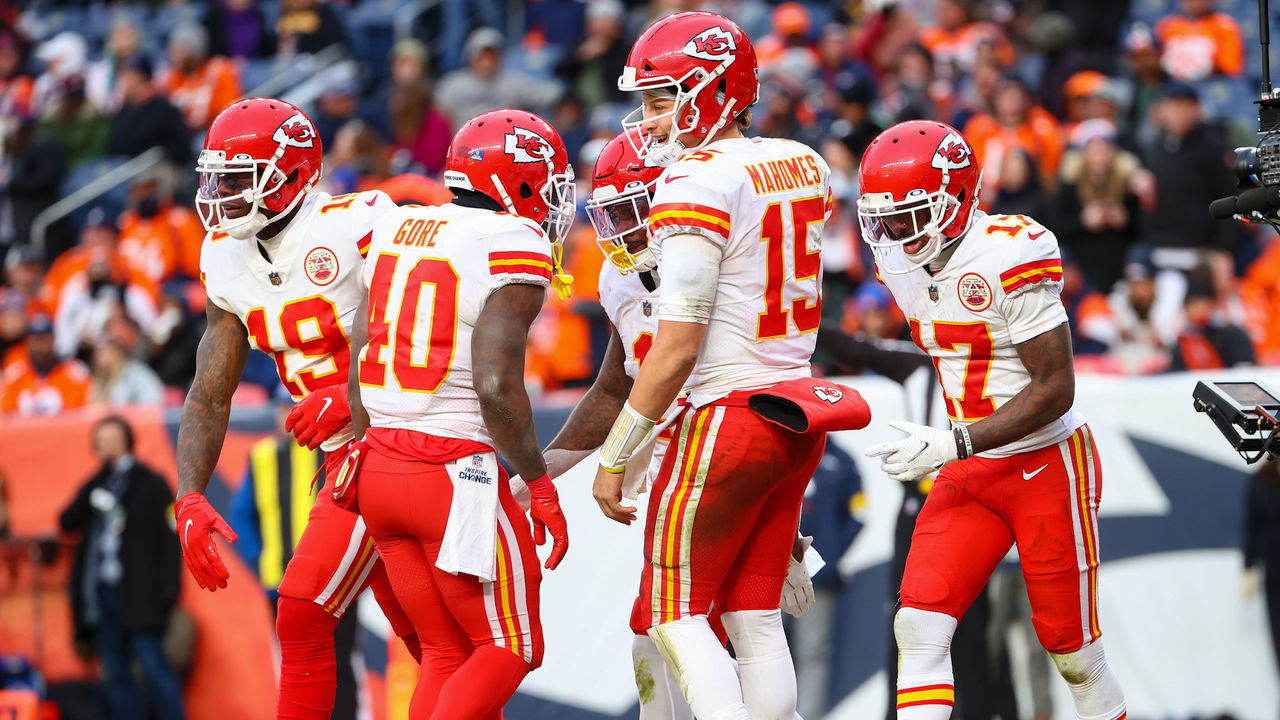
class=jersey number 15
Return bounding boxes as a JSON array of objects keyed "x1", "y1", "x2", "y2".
[{"x1": 756, "y1": 195, "x2": 825, "y2": 340}]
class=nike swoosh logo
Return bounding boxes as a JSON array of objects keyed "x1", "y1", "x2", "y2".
[
  {"x1": 1028, "y1": 230, "x2": 1046, "y2": 241},
  {"x1": 365, "y1": 196, "x2": 377, "y2": 206},
  {"x1": 316, "y1": 397, "x2": 333, "y2": 421},
  {"x1": 663, "y1": 174, "x2": 690, "y2": 184},
  {"x1": 183, "y1": 519, "x2": 193, "y2": 547},
  {"x1": 1022, "y1": 464, "x2": 1049, "y2": 480}
]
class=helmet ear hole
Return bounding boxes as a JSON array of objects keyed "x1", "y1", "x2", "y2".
[
  {"x1": 956, "y1": 188, "x2": 966, "y2": 204},
  {"x1": 519, "y1": 182, "x2": 534, "y2": 199}
]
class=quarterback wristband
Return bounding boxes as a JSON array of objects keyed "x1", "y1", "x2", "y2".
[
  {"x1": 953, "y1": 425, "x2": 973, "y2": 460},
  {"x1": 599, "y1": 401, "x2": 658, "y2": 471},
  {"x1": 525, "y1": 474, "x2": 554, "y2": 498}
]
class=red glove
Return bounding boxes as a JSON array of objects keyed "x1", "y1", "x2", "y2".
[
  {"x1": 285, "y1": 384, "x2": 351, "y2": 449},
  {"x1": 174, "y1": 493, "x2": 238, "y2": 591},
  {"x1": 525, "y1": 474, "x2": 568, "y2": 570}
]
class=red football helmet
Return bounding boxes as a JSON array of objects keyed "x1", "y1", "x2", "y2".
[
  {"x1": 443, "y1": 109, "x2": 575, "y2": 243},
  {"x1": 617, "y1": 11, "x2": 759, "y2": 165},
  {"x1": 585, "y1": 130, "x2": 663, "y2": 274},
  {"x1": 195, "y1": 97, "x2": 323, "y2": 239},
  {"x1": 856, "y1": 120, "x2": 983, "y2": 273}
]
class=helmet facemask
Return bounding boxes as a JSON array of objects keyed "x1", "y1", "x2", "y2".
[
  {"x1": 857, "y1": 169, "x2": 981, "y2": 274},
  {"x1": 196, "y1": 147, "x2": 311, "y2": 240},
  {"x1": 586, "y1": 181, "x2": 656, "y2": 274}
]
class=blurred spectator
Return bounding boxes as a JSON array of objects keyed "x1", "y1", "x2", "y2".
[
  {"x1": 90, "y1": 335, "x2": 164, "y2": 406},
  {"x1": 435, "y1": 27, "x2": 562, "y2": 126},
  {"x1": 1154, "y1": 0, "x2": 1244, "y2": 81},
  {"x1": 1077, "y1": 250, "x2": 1185, "y2": 373},
  {"x1": 107, "y1": 54, "x2": 190, "y2": 166},
  {"x1": 878, "y1": 42, "x2": 939, "y2": 122},
  {"x1": 368, "y1": 38, "x2": 431, "y2": 134},
  {"x1": 1243, "y1": 460, "x2": 1280, "y2": 684},
  {"x1": 917, "y1": 0, "x2": 1014, "y2": 79},
  {"x1": 324, "y1": 120, "x2": 389, "y2": 195},
  {"x1": 964, "y1": 77, "x2": 1064, "y2": 199},
  {"x1": 554, "y1": 0, "x2": 630, "y2": 109},
  {"x1": 815, "y1": 23, "x2": 876, "y2": 120},
  {"x1": 31, "y1": 31, "x2": 87, "y2": 111},
  {"x1": 1240, "y1": 238, "x2": 1280, "y2": 361},
  {"x1": 788, "y1": 443, "x2": 863, "y2": 720},
  {"x1": 116, "y1": 175, "x2": 204, "y2": 285},
  {"x1": 989, "y1": 147, "x2": 1052, "y2": 225},
  {"x1": 276, "y1": 0, "x2": 349, "y2": 57},
  {"x1": 758, "y1": 81, "x2": 825, "y2": 152},
  {"x1": 0, "y1": 294, "x2": 27, "y2": 369},
  {"x1": 0, "y1": 314, "x2": 89, "y2": 415},
  {"x1": 311, "y1": 67, "x2": 361, "y2": 152},
  {"x1": 52, "y1": 214, "x2": 158, "y2": 362},
  {"x1": 1169, "y1": 286, "x2": 1255, "y2": 370},
  {"x1": 1139, "y1": 83, "x2": 1238, "y2": 265},
  {"x1": 1, "y1": 244, "x2": 45, "y2": 315},
  {"x1": 1120, "y1": 24, "x2": 1167, "y2": 149},
  {"x1": 437, "y1": 0, "x2": 505, "y2": 72},
  {"x1": 0, "y1": 108, "x2": 66, "y2": 250},
  {"x1": 840, "y1": 283, "x2": 903, "y2": 342},
  {"x1": 388, "y1": 80, "x2": 450, "y2": 178},
  {"x1": 0, "y1": 29, "x2": 32, "y2": 118},
  {"x1": 160, "y1": 23, "x2": 242, "y2": 132},
  {"x1": 551, "y1": 95, "x2": 590, "y2": 173},
  {"x1": 1062, "y1": 70, "x2": 1107, "y2": 132},
  {"x1": 755, "y1": 2, "x2": 818, "y2": 69},
  {"x1": 86, "y1": 17, "x2": 143, "y2": 113},
  {"x1": 1055, "y1": 121, "x2": 1149, "y2": 293},
  {"x1": 38, "y1": 75, "x2": 109, "y2": 166},
  {"x1": 204, "y1": 0, "x2": 276, "y2": 61},
  {"x1": 146, "y1": 284, "x2": 203, "y2": 390},
  {"x1": 59, "y1": 415, "x2": 184, "y2": 720},
  {"x1": 829, "y1": 74, "x2": 882, "y2": 160}
]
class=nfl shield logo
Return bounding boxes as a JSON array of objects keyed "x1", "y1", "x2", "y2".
[
  {"x1": 928, "y1": 285, "x2": 939, "y2": 302},
  {"x1": 642, "y1": 300, "x2": 653, "y2": 317}
]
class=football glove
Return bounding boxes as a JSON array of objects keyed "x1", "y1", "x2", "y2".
[
  {"x1": 864, "y1": 420, "x2": 959, "y2": 482},
  {"x1": 174, "y1": 493, "x2": 238, "y2": 591},
  {"x1": 285, "y1": 384, "x2": 350, "y2": 450},
  {"x1": 780, "y1": 535, "x2": 816, "y2": 617},
  {"x1": 525, "y1": 474, "x2": 568, "y2": 570}
]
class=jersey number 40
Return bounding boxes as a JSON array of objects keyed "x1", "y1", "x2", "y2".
[{"x1": 360, "y1": 253, "x2": 458, "y2": 392}]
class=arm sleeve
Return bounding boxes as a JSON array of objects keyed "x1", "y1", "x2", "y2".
[
  {"x1": 649, "y1": 172, "x2": 733, "y2": 252},
  {"x1": 656, "y1": 232, "x2": 723, "y2": 324},
  {"x1": 486, "y1": 221, "x2": 554, "y2": 291}
]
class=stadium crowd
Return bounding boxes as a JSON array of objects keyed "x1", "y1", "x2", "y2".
[{"x1": 0, "y1": 0, "x2": 1273, "y2": 417}]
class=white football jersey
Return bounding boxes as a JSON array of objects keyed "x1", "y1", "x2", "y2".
[
  {"x1": 874, "y1": 210, "x2": 1084, "y2": 457},
  {"x1": 201, "y1": 190, "x2": 397, "y2": 452},
  {"x1": 598, "y1": 262, "x2": 659, "y2": 380},
  {"x1": 648, "y1": 137, "x2": 832, "y2": 407},
  {"x1": 357, "y1": 203, "x2": 553, "y2": 445}
]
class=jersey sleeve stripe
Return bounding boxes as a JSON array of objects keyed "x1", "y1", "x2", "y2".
[
  {"x1": 1001, "y1": 265, "x2": 1063, "y2": 293},
  {"x1": 650, "y1": 212, "x2": 731, "y2": 240},
  {"x1": 489, "y1": 250, "x2": 553, "y2": 264},
  {"x1": 490, "y1": 263, "x2": 553, "y2": 280},
  {"x1": 651, "y1": 202, "x2": 731, "y2": 223},
  {"x1": 357, "y1": 231, "x2": 372, "y2": 259},
  {"x1": 1000, "y1": 258, "x2": 1061, "y2": 284}
]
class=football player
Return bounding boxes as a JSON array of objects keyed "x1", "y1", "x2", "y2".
[
  {"x1": 859, "y1": 120, "x2": 1127, "y2": 720},
  {"x1": 174, "y1": 97, "x2": 418, "y2": 720},
  {"x1": 346, "y1": 109, "x2": 573, "y2": 719},
  {"x1": 590, "y1": 13, "x2": 835, "y2": 720}
]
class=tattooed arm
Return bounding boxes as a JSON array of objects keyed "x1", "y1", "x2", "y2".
[
  {"x1": 543, "y1": 324, "x2": 634, "y2": 478},
  {"x1": 966, "y1": 321, "x2": 1075, "y2": 454},
  {"x1": 473, "y1": 283, "x2": 549, "y2": 482},
  {"x1": 176, "y1": 299, "x2": 249, "y2": 498}
]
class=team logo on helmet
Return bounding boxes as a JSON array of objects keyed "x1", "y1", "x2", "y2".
[
  {"x1": 305, "y1": 246, "x2": 339, "y2": 286},
  {"x1": 682, "y1": 26, "x2": 737, "y2": 61},
  {"x1": 272, "y1": 113, "x2": 317, "y2": 149},
  {"x1": 930, "y1": 131, "x2": 972, "y2": 171},
  {"x1": 957, "y1": 273, "x2": 992, "y2": 312},
  {"x1": 504, "y1": 127, "x2": 554, "y2": 163}
]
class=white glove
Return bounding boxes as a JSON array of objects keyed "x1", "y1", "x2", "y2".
[
  {"x1": 780, "y1": 536, "x2": 816, "y2": 617},
  {"x1": 509, "y1": 474, "x2": 531, "y2": 512},
  {"x1": 864, "y1": 420, "x2": 959, "y2": 482}
]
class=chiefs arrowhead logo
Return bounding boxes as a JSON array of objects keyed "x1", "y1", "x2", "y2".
[
  {"x1": 813, "y1": 386, "x2": 844, "y2": 404},
  {"x1": 683, "y1": 26, "x2": 737, "y2": 61},
  {"x1": 504, "y1": 127, "x2": 554, "y2": 163},
  {"x1": 272, "y1": 113, "x2": 317, "y2": 149},
  {"x1": 930, "y1": 131, "x2": 972, "y2": 171}
]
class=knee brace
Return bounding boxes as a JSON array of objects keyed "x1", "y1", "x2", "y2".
[
  {"x1": 1049, "y1": 640, "x2": 1126, "y2": 720},
  {"x1": 720, "y1": 609, "x2": 797, "y2": 720}
]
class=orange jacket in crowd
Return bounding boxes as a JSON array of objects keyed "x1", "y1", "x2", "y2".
[
  {"x1": 42, "y1": 248, "x2": 159, "y2": 316},
  {"x1": 1155, "y1": 11, "x2": 1244, "y2": 79},
  {"x1": 0, "y1": 357, "x2": 90, "y2": 416},
  {"x1": 161, "y1": 56, "x2": 242, "y2": 130},
  {"x1": 117, "y1": 205, "x2": 205, "y2": 285},
  {"x1": 919, "y1": 21, "x2": 1015, "y2": 72},
  {"x1": 524, "y1": 226, "x2": 603, "y2": 389},
  {"x1": 376, "y1": 174, "x2": 455, "y2": 207},
  {"x1": 1240, "y1": 240, "x2": 1280, "y2": 361},
  {"x1": 963, "y1": 106, "x2": 1064, "y2": 202}
]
